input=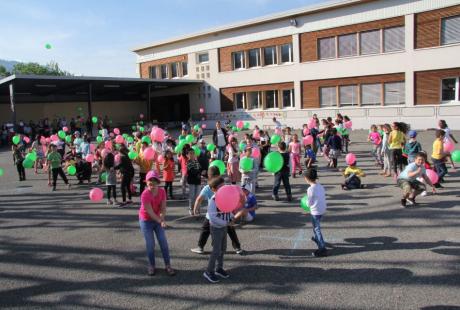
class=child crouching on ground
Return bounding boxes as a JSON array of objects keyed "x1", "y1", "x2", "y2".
[
  {"x1": 304, "y1": 168, "x2": 328, "y2": 257},
  {"x1": 341, "y1": 161, "x2": 366, "y2": 190},
  {"x1": 203, "y1": 176, "x2": 238, "y2": 283}
]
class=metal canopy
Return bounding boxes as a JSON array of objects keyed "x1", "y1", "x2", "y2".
[{"x1": 0, "y1": 75, "x2": 202, "y2": 104}]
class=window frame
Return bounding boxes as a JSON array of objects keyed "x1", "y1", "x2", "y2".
[
  {"x1": 319, "y1": 86, "x2": 338, "y2": 107},
  {"x1": 234, "y1": 92, "x2": 245, "y2": 110},
  {"x1": 441, "y1": 77, "x2": 459, "y2": 103},
  {"x1": 338, "y1": 84, "x2": 358, "y2": 106},
  {"x1": 248, "y1": 48, "x2": 261, "y2": 68},
  {"x1": 197, "y1": 52, "x2": 209, "y2": 64},
  {"x1": 280, "y1": 43, "x2": 293, "y2": 63},
  {"x1": 318, "y1": 36, "x2": 337, "y2": 60},
  {"x1": 383, "y1": 26, "x2": 405, "y2": 53},
  {"x1": 160, "y1": 64, "x2": 169, "y2": 79},
  {"x1": 281, "y1": 89, "x2": 295, "y2": 109},
  {"x1": 360, "y1": 83, "x2": 382, "y2": 106},
  {"x1": 170, "y1": 62, "x2": 179, "y2": 79},
  {"x1": 338, "y1": 33, "x2": 358, "y2": 58},
  {"x1": 264, "y1": 90, "x2": 278, "y2": 109},
  {"x1": 247, "y1": 91, "x2": 262, "y2": 110},
  {"x1": 384, "y1": 81, "x2": 405, "y2": 105},
  {"x1": 181, "y1": 61, "x2": 188, "y2": 77},
  {"x1": 232, "y1": 51, "x2": 245, "y2": 70},
  {"x1": 441, "y1": 15, "x2": 460, "y2": 46},
  {"x1": 149, "y1": 66, "x2": 157, "y2": 79},
  {"x1": 263, "y1": 46, "x2": 277, "y2": 66},
  {"x1": 359, "y1": 29, "x2": 381, "y2": 55}
]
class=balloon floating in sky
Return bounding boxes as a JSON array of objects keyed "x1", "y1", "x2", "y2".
[{"x1": 45, "y1": 43, "x2": 52, "y2": 49}]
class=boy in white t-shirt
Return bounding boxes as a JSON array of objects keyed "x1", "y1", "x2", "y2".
[{"x1": 304, "y1": 168, "x2": 328, "y2": 257}]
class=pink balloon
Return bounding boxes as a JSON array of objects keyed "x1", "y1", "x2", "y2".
[
  {"x1": 253, "y1": 130, "x2": 260, "y2": 139},
  {"x1": 307, "y1": 118, "x2": 316, "y2": 129},
  {"x1": 303, "y1": 135, "x2": 313, "y2": 145},
  {"x1": 105, "y1": 141, "x2": 112, "y2": 150},
  {"x1": 274, "y1": 128, "x2": 282, "y2": 136},
  {"x1": 199, "y1": 108, "x2": 204, "y2": 114},
  {"x1": 90, "y1": 144, "x2": 96, "y2": 152},
  {"x1": 344, "y1": 121, "x2": 353, "y2": 129},
  {"x1": 115, "y1": 154, "x2": 121, "y2": 163},
  {"x1": 345, "y1": 153, "x2": 356, "y2": 165},
  {"x1": 113, "y1": 128, "x2": 120, "y2": 135},
  {"x1": 444, "y1": 141, "x2": 455, "y2": 153},
  {"x1": 151, "y1": 127, "x2": 165, "y2": 142},
  {"x1": 115, "y1": 135, "x2": 124, "y2": 144},
  {"x1": 215, "y1": 185, "x2": 242, "y2": 212},
  {"x1": 143, "y1": 147, "x2": 156, "y2": 161},
  {"x1": 157, "y1": 154, "x2": 164, "y2": 163},
  {"x1": 23, "y1": 136, "x2": 30, "y2": 144},
  {"x1": 63, "y1": 126, "x2": 69, "y2": 132},
  {"x1": 85, "y1": 154, "x2": 94, "y2": 163},
  {"x1": 252, "y1": 147, "x2": 261, "y2": 159},
  {"x1": 426, "y1": 169, "x2": 439, "y2": 185},
  {"x1": 236, "y1": 120, "x2": 244, "y2": 129},
  {"x1": 50, "y1": 134, "x2": 59, "y2": 142},
  {"x1": 140, "y1": 113, "x2": 144, "y2": 119},
  {"x1": 89, "y1": 188, "x2": 104, "y2": 202},
  {"x1": 303, "y1": 128, "x2": 310, "y2": 136},
  {"x1": 202, "y1": 124, "x2": 207, "y2": 129}
]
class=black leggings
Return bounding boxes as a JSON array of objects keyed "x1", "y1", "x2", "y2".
[
  {"x1": 107, "y1": 185, "x2": 117, "y2": 200},
  {"x1": 198, "y1": 219, "x2": 241, "y2": 250},
  {"x1": 390, "y1": 148, "x2": 403, "y2": 174},
  {"x1": 52, "y1": 167, "x2": 68, "y2": 188},
  {"x1": 139, "y1": 172, "x2": 146, "y2": 194},
  {"x1": 16, "y1": 163, "x2": 26, "y2": 180},
  {"x1": 164, "y1": 181, "x2": 173, "y2": 197},
  {"x1": 121, "y1": 174, "x2": 132, "y2": 202}
]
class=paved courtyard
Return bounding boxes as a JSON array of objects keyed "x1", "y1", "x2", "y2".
[{"x1": 0, "y1": 130, "x2": 459, "y2": 309}]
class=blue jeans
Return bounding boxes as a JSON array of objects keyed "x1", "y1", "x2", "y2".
[
  {"x1": 311, "y1": 215, "x2": 325, "y2": 250},
  {"x1": 217, "y1": 146, "x2": 226, "y2": 161},
  {"x1": 139, "y1": 220, "x2": 171, "y2": 267},
  {"x1": 432, "y1": 158, "x2": 447, "y2": 181}
]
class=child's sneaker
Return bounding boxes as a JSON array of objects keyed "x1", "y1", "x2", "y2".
[
  {"x1": 312, "y1": 249, "x2": 328, "y2": 257},
  {"x1": 67, "y1": 184, "x2": 71, "y2": 190},
  {"x1": 191, "y1": 247, "x2": 204, "y2": 254},
  {"x1": 107, "y1": 199, "x2": 113, "y2": 205},
  {"x1": 420, "y1": 191, "x2": 427, "y2": 197},
  {"x1": 271, "y1": 195, "x2": 279, "y2": 201},
  {"x1": 203, "y1": 271, "x2": 220, "y2": 283},
  {"x1": 406, "y1": 198, "x2": 416, "y2": 206},
  {"x1": 215, "y1": 268, "x2": 230, "y2": 279},
  {"x1": 400, "y1": 198, "x2": 407, "y2": 208},
  {"x1": 235, "y1": 248, "x2": 245, "y2": 255}
]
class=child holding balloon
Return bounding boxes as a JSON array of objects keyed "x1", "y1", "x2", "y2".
[
  {"x1": 12, "y1": 144, "x2": 26, "y2": 181},
  {"x1": 103, "y1": 151, "x2": 118, "y2": 205},
  {"x1": 438, "y1": 120, "x2": 458, "y2": 169},
  {"x1": 272, "y1": 142, "x2": 292, "y2": 201},
  {"x1": 289, "y1": 134, "x2": 302, "y2": 177}
]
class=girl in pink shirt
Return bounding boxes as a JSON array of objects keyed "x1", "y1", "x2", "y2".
[
  {"x1": 289, "y1": 134, "x2": 302, "y2": 177},
  {"x1": 139, "y1": 171, "x2": 175, "y2": 276},
  {"x1": 367, "y1": 125, "x2": 383, "y2": 167}
]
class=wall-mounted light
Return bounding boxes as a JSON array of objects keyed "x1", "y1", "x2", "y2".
[{"x1": 290, "y1": 19, "x2": 298, "y2": 27}]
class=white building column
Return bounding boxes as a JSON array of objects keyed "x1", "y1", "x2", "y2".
[
  {"x1": 292, "y1": 34, "x2": 303, "y2": 110},
  {"x1": 405, "y1": 14, "x2": 415, "y2": 107}
]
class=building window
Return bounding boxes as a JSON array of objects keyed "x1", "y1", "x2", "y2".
[
  {"x1": 248, "y1": 48, "x2": 260, "y2": 68},
  {"x1": 383, "y1": 26, "x2": 405, "y2": 52},
  {"x1": 149, "y1": 66, "x2": 157, "y2": 79},
  {"x1": 338, "y1": 33, "x2": 357, "y2": 57},
  {"x1": 282, "y1": 89, "x2": 294, "y2": 108},
  {"x1": 280, "y1": 43, "x2": 293, "y2": 63},
  {"x1": 441, "y1": 15, "x2": 460, "y2": 45},
  {"x1": 181, "y1": 62, "x2": 188, "y2": 76},
  {"x1": 232, "y1": 51, "x2": 245, "y2": 70},
  {"x1": 263, "y1": 46, "x2": 277, "y2": 66},
  {"x1": 361, "y1": 83, "x2": 381, "y2": 105},
  {"x1": 247, "y1": 91, "x2": 261, "y2": 110},
  {"x1": 360, "y1": 29, "x2": 381, "y2": 55},
  {"x1": 197, "y1": 52, "x2": 209, "y2": 63},
  {"x1": 234, "y1": 93, "x2": 245, "y2": 110},
  {"x1": 339, "y1": 85, "x2": 358, "y2": 106},
  {"x1": 318, "y1": 37, "x2": 336, "y2": 59},
  {"x1": 320, "y1": 86, "x2": 337, "y2": 107},
  {"x1": 160, "y1": 64, "x2": 168, "y2": 79},
  {"x1": 265, "y1": 90, "x2": 277, "y2": 109},
  {"x1": 171, "y1": 63, "x2": 178, "y2": 78},
  {"x1": 384, "y1": 82, "x2": 405, "y2": 105},
  {"x1": 441, "y1": 78, "x2": 457, "y2": 101}
]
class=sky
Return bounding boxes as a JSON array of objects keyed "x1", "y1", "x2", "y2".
[{"x1": 0, "y1": 0, "x2": 324, "y2": 77}]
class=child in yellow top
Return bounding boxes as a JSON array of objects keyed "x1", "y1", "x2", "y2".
[
  {"x1": 341, "y1": 161, "x2": 366, "y2": 190},
  {"x1": 431, "y1": 130, "x2": 447, "y2": 188},
  {"x1": 388, "y1": 122, "x2": 407, "y2": 177}
]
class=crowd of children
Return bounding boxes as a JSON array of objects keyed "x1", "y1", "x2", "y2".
[{"x1": 6, "y1": 114, "x2": 458, "y2": 282}]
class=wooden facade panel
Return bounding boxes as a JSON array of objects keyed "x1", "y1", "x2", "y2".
[
  {"x1": 415, "y1": 68, "x2": 460, "y2": 105},
  {"x1": 139, "y1": 54, "x2": 188, "y2": 78}
]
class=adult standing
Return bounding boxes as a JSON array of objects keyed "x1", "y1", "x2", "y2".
[
  {"x1": 212, "y1": 121, "x2": 228, "y2": 161},
  {"x1": 139, "y1": 170, "x2": 176, "y2": 276}
]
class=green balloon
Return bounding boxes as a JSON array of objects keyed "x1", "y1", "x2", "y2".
[
  {"x1": 263, "y1": 151, "x2": 284, "y2": 173},
  {"x1": 122, "y1": 133, "x2": 129, "y2": 139},
  {"x1": 100, "y1": 172, "x2": 107, "y2": 182},
  {"x1": 26, "y1": 152, "x2": 37, "y2": 162},
  {"x1": 22, "y1": 159, "x2": 34, "y2": 169},
  {"x1": 58, "y1": 130, "x2": 66, "y2": 139},
  {"x1": 96, "y1": 136, "x2": 103, "y2": 143},
  {"x1": 185, "y1": 134, "x2": 194, "y2": 143},
  {"x1": 244, "y1": 122, "x2": 250, "y2": 129},
  {"x1": 270, "y1": 135, "x2": 281, "y2": 145},
  {"x1": 128, "y1": 150, "x2": 138, "y2": 160},
  {"x1": 192, "y1": 145, "x2": 200, "y2": 157},
  {"x1": 239, "y1": 157, "x2": 253, "y2": 172},
  {"x1": 174, "y1": 144, "x2": 183, "y2": 154},
  {"x1": 210, "y1": 160, "x2": 226, "y2": 175},
  {"x1": 141, "y1": 136, "x2": 151, "y2": 144},
  {"x1": 179, "y1": 135, "x2": 185, "y2": 141},
  {"x1": 207, "y1": 143, "x2": 216, "y2": 152},
  {"x1": 67, "y1": 165, "x2": 76, "y2": 175},
  {"x1": 92, "y1": 116, "x2": 98, "y2": 124},
  {"x1": 139, "y1": 121, "x2": 144, "y2": 125},
  {"x1": 132, "y1": 125, "x2": 137, "y2": 131},
  {"x1": 300, "y1": 195, "x2": 310, "y2": 212},
  {"x1": 12, "y1": 135, "x2": 20, "y2": 145},
  {"x1": 99, "y1": 129, "x2": 104, "y2": 135},
  {"x1": 193, "y1": 125, "x2": 200, "y2": 131},
  {"x1": 45, "y1": 43, "x2": 52, "y2": 49},
  {"x1": 232, "y1": 126, "x2": 238, "y2": 132},
  {"x1": 127, "y1": 136, "x2": 134, "y2": 143},
  {"x1": 239, "y1": 142, "x2": 246, "y2": 152},
  {"x1": 452, "y1": 150, "x2": 460, "y2": 163},
  {"x1": 0, "y1": 167, "x2": 4, "y2": 176},
  {"x1": 65, "y1": 135, "x2": 72, "y2": 143}
]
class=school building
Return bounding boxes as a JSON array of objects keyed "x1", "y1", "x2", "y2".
[{"x1": 133, "y1": 0, "x2": 460, "y2": 129}]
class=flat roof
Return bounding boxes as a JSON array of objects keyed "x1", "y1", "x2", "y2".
[
  {"x1": 132, "y1": 0, "x2": 370, "y2": 52},
  {"x1": 0, "y1": 75, "x2": 202, "y2": 104}
]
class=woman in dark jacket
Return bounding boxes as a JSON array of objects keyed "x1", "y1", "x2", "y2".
[{"x1": 115, "y1": 146, "x2": 135, "y2": 206}]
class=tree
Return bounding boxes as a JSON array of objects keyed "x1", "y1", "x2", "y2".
[
  {"x1": 12, "y1": 61, "x2": 72, "y2": 76},
  {"x1": 0, "y1": 65, "x2": 10, "y2": 77}
]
